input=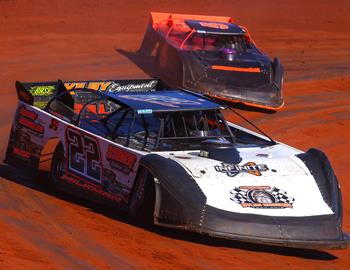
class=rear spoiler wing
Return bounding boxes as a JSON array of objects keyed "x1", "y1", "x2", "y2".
[
  {"x1": 150, "y1": 12, "x2": 233, "y2": 25},
  {"x1": 139, "y1": 12, "x2": 235, "y2": 55},
  {"x1": 15, "y1": 80, "x2": 68, "y2": 108},
  {"x1": 15, "y1": 78, "x2": 166, "y2": 107}
]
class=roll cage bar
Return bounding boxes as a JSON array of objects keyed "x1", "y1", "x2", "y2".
[
  {"x1": 45, "y1": 87, "x2": 235, "y2": 150},
  {"x1": 44, "y1": 86, "x2": 275, "y2": 151}
]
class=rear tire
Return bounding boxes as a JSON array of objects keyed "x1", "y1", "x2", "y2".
[
  {"x1": 51, "y1": 143, "x2": 65, "y2": 188},
  {"x1": 128, "y1": 167, "x2": 155, "y2": 225}
]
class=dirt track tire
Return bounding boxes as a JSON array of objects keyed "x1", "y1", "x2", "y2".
[
  {"x1": 128, "y1": 167, "x2": 155, "y2": 225},
  {"x1": 51, "y1": 143, "x2": 65, "y2": 188}
]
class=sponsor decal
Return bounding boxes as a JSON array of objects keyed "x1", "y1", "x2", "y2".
[
  {"x1": 174, "y1": 155, "x2": 191, "y2": 159},
  {"x1": 107, "y1": 80, "x2": 157, "y2": 92},
  {"x1": 9, "y1": 129, "x2": 41, "y2": 160},
  {"x1": 16, "y1": 106, "x2": 44, "y2": 134},
  {"x1": 12, "y1": 147, "x2": 31, "y2": 159},
  {"x1": 199, "y1": 22, "x2": 229, "y2": 30},
  {"x1": 102, "y1": 168, "x2": 129, "y2": 203},
  {"x1": 230, "y1": 186, "x2": 295, "y2": 209},
  {"x1": 137, "y1": 109, "x2": 153, "y2": 114},
  {"x1": 214, "y1": 162, "x2": 269, "y2": 177},
  {"x1": 103, "y1": 168, "x2": 117, "y2": 184},
  {"x1": 64, "y1": 81, "x2": 112, "y2": 91},
  {"x1": 49, "y1": 118, "x2": 59, "y2": 131},
  {"x1": 18, "y1": 105, "x2": 37, "y2": 119},
  {"x1": 106, "y1": 145, "x2": 137, "y2": 175},
  {"x1": 61, "y1": 174, "x2": 122, "y2": 203},
  {"x1": 256, "y1": 153, "x2": 272, "y2": 158},
  {"x1": 34, "y1": 101, "x2": 50, "y2": 109},
  {"x1": 29, "y1": 85, "x2": 55, "y2": 96},
  {"x1": 64, "y1": 80, "x2": 158, "y2": 93},
  {"x1": 118, "y1": 94, "x2": 202, "y2": 108}
]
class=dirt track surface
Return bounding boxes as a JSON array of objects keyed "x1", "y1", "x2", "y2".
[{"x1": 1, "y1": 0, "x2": 350, "y2": 269}]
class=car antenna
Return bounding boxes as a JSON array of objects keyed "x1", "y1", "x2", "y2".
[{"x1": 227, "y1": 107, "x2": 276, "y2": 144}]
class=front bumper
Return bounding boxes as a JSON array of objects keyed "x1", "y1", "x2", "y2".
[
  {"x1": 192, "y1": 81, "x2": 284, "y2": 111},
  {"x1": 200, "y1": 205, "x2": 350, "y2": 250},
  {"x1": 143, "y1": 153, "x2": 348, "y2": 250}
]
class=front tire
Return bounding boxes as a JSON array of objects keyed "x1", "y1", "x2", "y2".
[{"x1": 128, "y1": 167, "x2": 155, "y2": 224}]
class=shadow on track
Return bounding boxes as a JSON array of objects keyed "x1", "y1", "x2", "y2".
[
  {"x1": 116, "y1": 49, "x2": 159, "y2": 78},
  {"x1": 0, "y1": 164, "x2": 338, "y2": 261}
]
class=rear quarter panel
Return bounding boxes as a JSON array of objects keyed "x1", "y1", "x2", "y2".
[{"x1": 5, "y1": 101, "x2": 144, "y2": 205}]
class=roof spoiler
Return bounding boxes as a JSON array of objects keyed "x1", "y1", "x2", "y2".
[
  {"x1": 16, "y1": 79, "x2": 167, "y2": 96},
  {"x1": 15, "y1": 78, "x2": 168, "y2": 106},
  {"x1": 140, "y1": 12, "x2": 239, "y2": 56}
]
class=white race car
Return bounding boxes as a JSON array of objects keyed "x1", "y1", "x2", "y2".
[{"x1": 5, "y1": 79, "x2": 349, "y2": 249}]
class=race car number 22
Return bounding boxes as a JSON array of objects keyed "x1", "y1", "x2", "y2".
[{"x1": 66, "y1": 127, "x2": 102, "y2": 184}]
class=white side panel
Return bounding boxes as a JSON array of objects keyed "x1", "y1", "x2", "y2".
[{"x1": 157, "y1": 144, "x2": 333, "y2": 217}]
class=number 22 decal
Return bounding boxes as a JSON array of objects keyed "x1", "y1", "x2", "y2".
[{"x1": 66, "y1": 127, "x2": 102, "y2": 184}]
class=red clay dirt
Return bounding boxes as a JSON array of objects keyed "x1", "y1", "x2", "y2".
[{"x1": 1, "y1": 0, "x2": 350, "y2": 269}]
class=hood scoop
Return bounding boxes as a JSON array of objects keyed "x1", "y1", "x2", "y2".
[{"x1": 199, "y1": 139, "x2": 242, "y2": 164}]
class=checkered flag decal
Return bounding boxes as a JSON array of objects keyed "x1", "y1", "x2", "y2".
[
  {"x1": 230, "y1": 186, "x2": 295, "y2": 207},
  {"x1": 270, "y1": 187, "x2": 295, "y2": 204},
  {"x1": 230, "y1": 187, "x2": 249, "y2": 204}
]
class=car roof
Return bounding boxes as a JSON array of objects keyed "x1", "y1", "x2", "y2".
[
  {"x1": 185, "y1": 19, "x2": 246, "y2": 35},
  {"x1": 103, "y1": 90, "x2": 224, "y2": 112}
]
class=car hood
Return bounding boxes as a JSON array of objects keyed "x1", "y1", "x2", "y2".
[
  {"x1": 154, "y1": 144, "x2": 333, "y2": 217},
  {"x1": 192, "y1": 50, "x2": 271, "y2": 68},
  {"x1": 183, "y1": 50, "x2": 273, "y2": 89}
]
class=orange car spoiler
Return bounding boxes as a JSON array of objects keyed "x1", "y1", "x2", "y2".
[
  {"x1": 150, "y1": 12, "x2": 233, "y2": 25},
  {"x1": 148, "y1": 12, "x2": 254, "y2": 48}
]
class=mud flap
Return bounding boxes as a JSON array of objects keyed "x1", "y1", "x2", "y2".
[
  {"x1": 140, "y1": 154, "x2": 207, "y2": 229},
  {"x1": 297, "y1": 148, "x2": 342, "y2": 220}
]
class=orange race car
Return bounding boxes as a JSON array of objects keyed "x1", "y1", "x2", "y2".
[{"x1": 140, "y1": 12, "x2": 284, "y2": 111}]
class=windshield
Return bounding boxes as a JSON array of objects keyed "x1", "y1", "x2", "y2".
[
  {"x1": 157, "y1": 110, "x2": 233, "y2": 150},
  {"x1": 181, "y1": 33, "x2": 251, "y2": 51}
]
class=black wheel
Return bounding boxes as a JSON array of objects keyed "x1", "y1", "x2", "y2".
[
  {"x1": 51, "y1": 143, "x2": 65, "y2": 188},
  {"x1": 128, "y1": 167, "x2": 155, "y2": 224}
]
